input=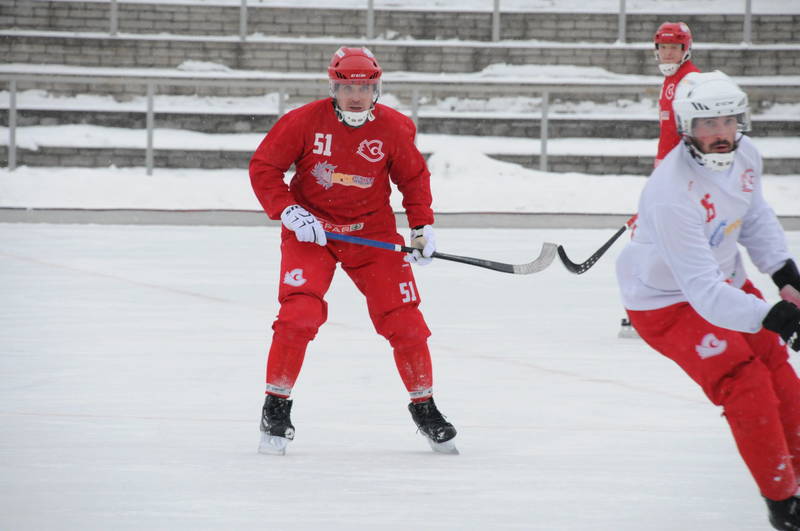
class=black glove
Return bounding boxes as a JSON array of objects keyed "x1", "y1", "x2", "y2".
[
  {"x1": 763, "y1": 301, "x2": 800, "y2": 351},
  {"x1": 772, "y1": 259, "x2": 800, "y2": 291}
]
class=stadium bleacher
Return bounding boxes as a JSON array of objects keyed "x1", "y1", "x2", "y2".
[{"x1": 1, "y1": 1, "x2": 799, "y2": 175}]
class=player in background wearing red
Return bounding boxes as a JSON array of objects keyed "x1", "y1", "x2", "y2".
[
  {"x1": 620, "y1": 21, "x2": 701, "y2": 338},
  {"x1": 250, "y1": 47, "x2": 457, "y2": 455},
  {"x1": 616, "y1": 71, "x2": 800, "y2": 531},
  {"x1": 654, "y1": 21, "x2": 700, "y2": 167}
]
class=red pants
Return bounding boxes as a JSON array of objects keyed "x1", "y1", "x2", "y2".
[
  {"x1": 265, "y1": 227, "x2": 433, "y2": 401},
  {"x1": 628, "y1": 280, "x2": 800, "y2": 500}
]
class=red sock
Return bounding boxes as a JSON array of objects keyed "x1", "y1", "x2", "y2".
[
  {"x1": 265, "y1": 338, "x2": 308, "y2": 397},
  {"x1": 393, "y1": 343, "x2": 433, "y2": 403}
]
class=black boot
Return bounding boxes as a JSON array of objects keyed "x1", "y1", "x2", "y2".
[
  {"x1": 408, "y1": 397, "x2": 457, "y2": 444},
  {"x1": 260, "y1": 394, "x2": 295, "y2": 440},
  {"x1": 766, "y1": 495, "x2": 800, "y2": 530}
]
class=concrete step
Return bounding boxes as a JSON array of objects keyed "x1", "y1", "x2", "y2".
[
  {"x1": 4, "y1": 0, "x2": 798, "y2": 44},
  {"x1": 3, "y1": 64, "x2": 799, "y2": 123},
  {"x1": 3, "y1": 30, "x2": 799, "y2": 77}
]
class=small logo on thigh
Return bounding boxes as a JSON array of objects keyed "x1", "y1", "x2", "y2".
[
  {"x1": 283, "y1": 268, "x2": 307, "y2": 287},
  {"x1": 696, "y1": 333, "x2": 727, "y2": 359}
]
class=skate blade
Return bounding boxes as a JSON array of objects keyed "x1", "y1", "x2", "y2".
[
  {"x1": 258, "y1": 432, "x2": 290, "y2": 455},
  {"x1": 426, "y1": 437, "x2": 459, "y2": 455},
  {"x1": 618, "y1": 327, "x2": 641, "y2": 339}
]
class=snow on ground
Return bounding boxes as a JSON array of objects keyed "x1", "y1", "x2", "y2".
[
  {"x1": 2, "y1": 223, "x2": 799, "y2": 530},
  {"x1": 2, "y1": 151, "x2": 800, "y2": 215}
]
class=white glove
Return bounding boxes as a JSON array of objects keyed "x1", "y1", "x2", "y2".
[
  {"x1": 404, "y1": 225, "x2": 436, "y2": 266},
  {"x1": 280, "y1": 204, "x2": 327, "y2": 246}
]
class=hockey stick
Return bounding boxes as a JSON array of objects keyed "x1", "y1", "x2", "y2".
[
  {"x1": 325, "y1": 231, "x2": 557, "y2": 275},
  {"x1": 557, "y1": 214, "x2": 638, "y2": 274}
]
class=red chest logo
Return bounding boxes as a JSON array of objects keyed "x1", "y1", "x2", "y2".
[
  {"x1": 664, "y1": 82, "x2": 676, "y2": 100},
  {"x1": 701, "y1": 193, "x2": 716, "y2": 223},
  {"x1": 357, "y1": 139, "x2": 385, "y2": 162}
]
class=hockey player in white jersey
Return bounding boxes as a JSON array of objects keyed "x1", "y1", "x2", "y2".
[{"x1": 616, "y1": 71, "x2": 800, "y2": 531}]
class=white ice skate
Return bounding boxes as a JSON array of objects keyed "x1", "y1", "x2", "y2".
[
  {"x1": 258, "y1": 432, "x2": 291, "y2": 456},
  {"x1": 258, "y1": 395, "x2": 295, "y2": 456},
  {"x1": 424, "y1": 436, "x2": 459, "y2": 455}
]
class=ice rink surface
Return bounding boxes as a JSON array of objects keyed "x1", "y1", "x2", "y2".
[{"x1": 2, "y1": 223, "x2": 799, "y2": 530}]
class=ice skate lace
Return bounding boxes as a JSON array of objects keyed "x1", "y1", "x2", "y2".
[{"x1": 414, "y1": 402, "x2": 449, "y2": 430}]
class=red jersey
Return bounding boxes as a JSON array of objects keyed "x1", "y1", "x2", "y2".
[
  {"x1": 656, "y1": 60, "x2": 700, "y2": 164},
  {"x1": 250, "y1": 98, "x2": 433, "y2": 235}
]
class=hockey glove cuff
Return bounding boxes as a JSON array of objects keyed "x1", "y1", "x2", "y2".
[
  {"x1": 763, "y1": 300, "x2": 800, "y2": 352},
  {"x1": 772, "y1": 259, "x2": 800, "y2": 291},
  {"x1": 404, "y1": 225, "x2": 436, "y2": 266},
  {"x1": 280, "y1": 204, "x2": 327, "y2": 246}
]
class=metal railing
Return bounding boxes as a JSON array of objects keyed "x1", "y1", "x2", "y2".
[
  {"x1": 1, "y1": 72, "x2": 670, "y2": 174},
  {"x1": 3, "y1": 72, "x2": 794, "y2": 174},
  {"x1": 96, "y1": 0, "x2": 758, "y2": 44}
]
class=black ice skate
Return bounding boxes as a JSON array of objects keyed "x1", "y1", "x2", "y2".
[
  {"x1": 766, "y1": 495, "x2": 800, "y2": 531},
  {"x1": 408, "y1": 397, "x2": 458, "y2": 455},
  {"x1": 258, "y1": 394, "x2": 295, "y2": 455}
]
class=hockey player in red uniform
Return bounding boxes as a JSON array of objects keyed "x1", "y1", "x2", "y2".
[
  {"x1": 250, "y1": 46, "x2": 457, "y2": 455},
  {"x1": 616, "y1": 71, "x2": 800, "y2": 530},
  {"x1": 620, "y1": 21, "x2": 701, "y2": 338},
  {"x1": 654, "y1": 21, "x2": 700, "y2": 167}
]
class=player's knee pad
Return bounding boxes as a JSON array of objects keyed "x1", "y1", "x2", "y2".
[
  {"x1": 376, "y1": 305, "x2": 431, "y2": 351},
  {"x1": 272, "y1": 293, "x2": 328, "y2": 344}
]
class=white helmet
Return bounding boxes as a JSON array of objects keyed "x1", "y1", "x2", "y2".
[{"x1": 672, "y1": 71, "x2": 751, "y2": 171}]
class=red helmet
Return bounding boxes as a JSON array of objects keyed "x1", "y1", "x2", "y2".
[
  {"x1": 654, "y1": 22, "x2": 692, "y2": 51},
  {"x1": 327, "y1": 47, "x2": 382, "y2": 85}
]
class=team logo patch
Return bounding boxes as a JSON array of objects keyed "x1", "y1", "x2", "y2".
[
  {"x1": 320, "y1": 220, "x2": 365, "y2": 233},
  {"x1": 311, "y1": 161, "x2": 375, "y2": 190},
  {"x1": 356, "y1": 139, "x2": 385, "y2": 162},
  {"x1": 696, "y1": 333, "x2": 728, "y2": 359},
  {"x1": 740, "y1": 168, "x2": 755, "y2": 192},
  {"x1": 709, "y1": 218, "x2": 743, "y2": 247},
  {"x1": 701, "y1": 193, "x2": 716, "y2": 223},
  {"x1": 665, "y1": 82, "x2": 676, "y2": 100},
  {"x1": 283, "y1": 268, "x2": 307, "y2": 287},
  {"x1": 708, "y1": 221, "x2": 727, "y2": 247}
]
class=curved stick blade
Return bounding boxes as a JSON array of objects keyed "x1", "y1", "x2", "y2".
[{"x1": 513, "y1": 242, "x2": 558, "y2": 274}]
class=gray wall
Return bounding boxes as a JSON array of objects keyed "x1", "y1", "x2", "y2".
[
  {"x1": 4, "y1": 34, "x2": 799, "y2": 76},
  {"x1": 3, "y1": 1, "x2": 798, "y2": 43}
]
